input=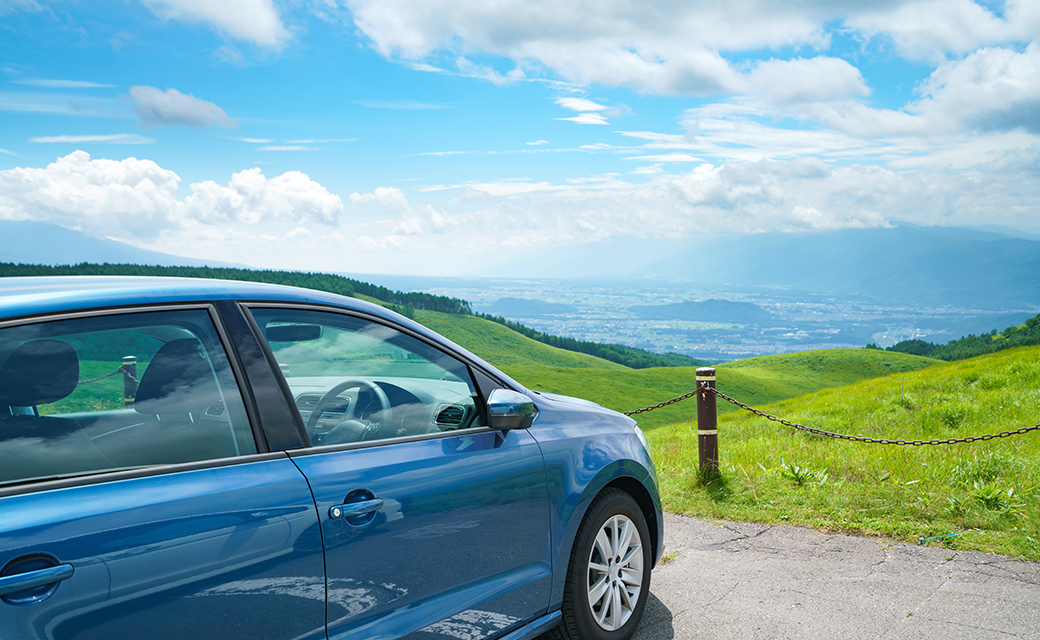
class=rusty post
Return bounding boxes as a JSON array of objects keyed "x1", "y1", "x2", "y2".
[
  {"x1": 122, "y1": 355, "x2": 137, "y2": 407},
  {"x1": 696, "y1": 367, "x2": 718, "y2": 474}
]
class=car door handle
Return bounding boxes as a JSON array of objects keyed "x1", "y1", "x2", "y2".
[
  {"x1": 0, "y1": 564, "x2": 74, "y2": 597},
  {"x1": 329, "y1": 498, "x2": 384, "y2": 520}
]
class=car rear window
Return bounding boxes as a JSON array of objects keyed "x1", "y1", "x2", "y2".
[{"x1": 0, "y1": 309, "x2": 255, "y2": 487}]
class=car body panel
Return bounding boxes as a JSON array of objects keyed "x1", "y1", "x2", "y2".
[
  {"x1": 0, "y1": 457, "x2": 326, "y2": 640},
  {"x1": 288, "y1": 428, "x2": 552, "y2": 640}
]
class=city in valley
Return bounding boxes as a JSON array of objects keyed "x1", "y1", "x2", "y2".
[{"x1": 371, "y1": 276, "x2": 1038, "y2": 363}]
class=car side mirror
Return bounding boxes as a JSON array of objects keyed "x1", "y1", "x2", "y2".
[{"x1": 487, "y1": 389, "x2": 538, "y2": 430}]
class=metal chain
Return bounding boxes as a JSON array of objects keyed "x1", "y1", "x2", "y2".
[
  {"x1": 623, "y1": 386, "x2": 705, "y2": 416},
  {"x1": 709, "y1": 386, "x2": 1040, "y2": 445},
  {"x1": 624, "y1": 383, "x2": 1040, "y2": 445},
  {"x1": 78, "y1": 365, "x2": 140, "y2": 386}
]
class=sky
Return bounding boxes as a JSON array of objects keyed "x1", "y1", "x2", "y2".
[{"x1": 2, "y1": 0, "x2": 1040, "y2": 276}]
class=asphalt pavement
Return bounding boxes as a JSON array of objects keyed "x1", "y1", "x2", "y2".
[{"x1": 633, "y1": 512, "x2": 1040, "y2": 640}]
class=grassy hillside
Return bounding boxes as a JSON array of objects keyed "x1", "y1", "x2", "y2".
[
  {"x1": 413, "y1": 308, "x2": 940, "y2": 428},
  {"x1": 649, "y1": 346, "x2": 1040, "y2": 561},
  {"x1": 413, "y1": 310, "x2": 627, "y2": 370}
]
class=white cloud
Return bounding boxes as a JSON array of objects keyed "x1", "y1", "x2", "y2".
[
  {"x1": 30, "y1": 134, "x2": 155, "y2": 144},
  {"x1": 555, "y1": 97, "x2": 608, "y2": 112},
  {"x1": 0, "y1": 151, "x2": 184, "y2": 239},
  {"x1": 15, "y1": 79, "x2": 115, "y2": 89},
  {"x1": 0, "y1": 152, "x2": 344, "y2": 241},
  {"x1": 350, "y1": 186, "x2": 467, "y2": 234},
  {"x1": 526, "y1": 140, "x2": 549, "y2": 145},
  {"x1": 186, "y1": 168, "x2": 343, "y2": 225},
  {"x1": 557, "y1": 113, "x2": 609, "y2": 125},
  {"x1": 130, "y1": 86, "x2": 238, "y2": 129},
  {"x1": 746, "y1": 57, "x2": 869, "y2": 105},
  {"x1": 344, "y1": 0, "x2": 837, "y2": 94},
  {"x1": 805, "y1": 44, "x2": 1040, "y2": 137},
  {"x1": 845, "y1": 0, "x2": 1037, "y2": 61},
  {"x1": 624, "y1": 153, "x2": 702, "y2": 163},
  {"x1": 0, "y1": 91, "x2": 124, "y2": 117},
  {"x1": 0, "y1": 0, "x2": 44, "y2": 15},
  {"x1": 142, "y1": 0, "x2": 289, "y2": 48}
]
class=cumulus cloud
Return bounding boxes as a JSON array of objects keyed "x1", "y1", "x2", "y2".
[
  {"x1": 845, "y1": 0, "x2": 1038, "y2": 61},
  {"x1": 142, "y1": 0, "x2": 289, "y2": 48},
  {"x1": 0, "y1": 151, "x2": 183, "y2": 239},
  {"x1": 344, "y1": 0, "x2": 835, "y2": 94},
  {"x1": 746, "y1": 57, "x2": 869, "y2": 105},
  {"x1": 350, "y1": 186, "x2": 467, "y2": 234},
  {"x1": 130, "y1": 86, "x2": 238, "y2": 129},
  {"x1": 806, "y1": 44, "x2": 1040, "y2": 137},
  {"x1": 0, "y1": 152, "x2": 343, "y2": 240},
  {"x1": 186, "y1": 168, "x2": 343, "y2": 225}
]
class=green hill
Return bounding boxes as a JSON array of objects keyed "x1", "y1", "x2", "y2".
[
  {"x1": 414, "y1": 308, "x2": 940, "y2": 428},
  {"x1": 649, "y1": 345, "x2": 1040, "y2": 561},
  {"x1": 413, "y1": 310, "x2": 627, "y2": 370}
]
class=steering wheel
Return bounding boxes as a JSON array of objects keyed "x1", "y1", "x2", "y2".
[{"x1": 306, "y1": 379, "x2": 392, "y2": 441}]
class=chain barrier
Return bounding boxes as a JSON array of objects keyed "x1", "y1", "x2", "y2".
[
  {"x1": 622, "y1": 386, "x2": 704, "y2": 416},
  {"x1": 78, "y1": 365, "x2": 139, "y2": 386},
  {"x1": 626, "y1": 383, "x2": 1040, "y2": 445}
]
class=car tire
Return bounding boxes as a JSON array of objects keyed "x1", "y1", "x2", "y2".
[{"x1": 553, "y1": 488, "x2": 651, "y2": 640}]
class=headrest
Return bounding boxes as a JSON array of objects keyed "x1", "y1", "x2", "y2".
[
  {"x1": 135, "y1": 339, "x2": 223, "y2": 416},
  {"x1": 0, "y1": 340, "x2": 79, "y2": 407}
]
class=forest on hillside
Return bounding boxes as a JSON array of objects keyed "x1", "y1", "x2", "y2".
[{"x1": 874, "y1": 313, "x2": 1040, "y2": 361}]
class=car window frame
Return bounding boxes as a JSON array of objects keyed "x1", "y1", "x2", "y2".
[
  {"x1": 0, "y1": 302, "x2": 284, "y2": 499},
  {"x1": 241, "y1": 302, "x2": 509, "y2": 455}
]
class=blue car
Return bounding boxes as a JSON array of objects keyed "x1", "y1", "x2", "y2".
[{"x1": 0, "y1": 276, "x2": 662, "y2": 640}]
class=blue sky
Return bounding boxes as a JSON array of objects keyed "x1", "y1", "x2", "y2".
[{"x1": 2, "y1": 0, "x2": 1040, "y2": 275}]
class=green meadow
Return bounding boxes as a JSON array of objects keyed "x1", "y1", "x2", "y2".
[{"x1": 417, "y1": 309, "x2": 1040, "y2": 561}]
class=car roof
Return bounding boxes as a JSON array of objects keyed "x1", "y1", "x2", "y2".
[{"x1": 0, "y1": 276, "x2": 523, "y2": 390}]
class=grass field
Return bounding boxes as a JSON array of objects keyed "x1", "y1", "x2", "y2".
[{"x1": 649, "y1": 346, "x2": 1040, "y2": 561}]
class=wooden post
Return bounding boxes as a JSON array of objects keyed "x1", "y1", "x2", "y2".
[
  {"x1": 122, "y1": 355, "x2": 137, "y2": 407},
  {"x1": 696, "y1": 367, "x2": 718, "y2": 474}
]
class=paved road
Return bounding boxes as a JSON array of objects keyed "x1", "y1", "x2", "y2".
[{"x1": 633, "y1": 513, "x2": 1040, "y2": 640}]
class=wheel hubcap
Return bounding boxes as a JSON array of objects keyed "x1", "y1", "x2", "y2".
[{"x1": 586, "y1": 513, "x2": 643, "y2": 631}]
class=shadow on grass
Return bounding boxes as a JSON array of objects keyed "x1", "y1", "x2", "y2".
[{"x1": 697, "y1": 468, "x2": 734, "y2": 503}]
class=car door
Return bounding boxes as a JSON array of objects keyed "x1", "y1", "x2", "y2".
[
  {"x1": 246, "y1": 306, "x2": 553, "y2": 640},
  {"x1": 0, "y1": 307, "x2": 325, "y2": 640}
]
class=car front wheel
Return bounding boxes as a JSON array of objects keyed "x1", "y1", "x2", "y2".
[{"x1": 554, "y1": 488, "x2": 651, "y2": 640}]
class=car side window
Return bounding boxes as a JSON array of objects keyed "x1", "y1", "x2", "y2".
[
  {"x1": 0, "y1": 309, "x2": 255, "y2": 487},
  {"x1": 249, "y1": 308, "x2": 486, "y2": 446}
]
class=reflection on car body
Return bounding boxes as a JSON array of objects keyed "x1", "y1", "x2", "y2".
[{"x1": 0, "y1": 276, "x2": 661, "y2": 640}]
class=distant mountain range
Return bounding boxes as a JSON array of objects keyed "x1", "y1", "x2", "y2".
[
  {"x1": 628, "y1": 299, "x2": 773, "y2": 324},
  {"x1": 490, "y1": 224, "x2": 1040, "y2": 310},
  {"x1": 478, "y1": 297, "x2": 578, "y2": 317},
  {"x1": 0, "y1": 220, "x2": 244, "y2": 268}
]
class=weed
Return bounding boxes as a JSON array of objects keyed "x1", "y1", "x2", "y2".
[
  {"x1": 659, "y1": 549, "x2": 682, "y2": 564},
  {"x1": 971, "y1": 481, "x2": 1025, "y2": 512},
  {"x1": 779, "y1": 460, "x2": 829, "y2": 486},
  {"x1": 866, "y1": 467, "x2": 891, "y2": 483}
]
